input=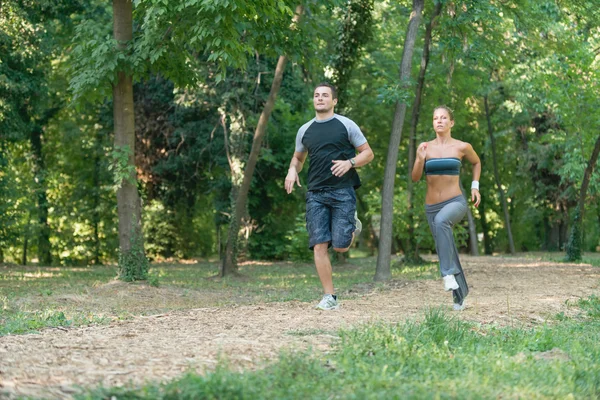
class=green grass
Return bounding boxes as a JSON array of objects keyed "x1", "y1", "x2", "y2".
[
  {"x1": 77, "y1": 296, "x2": 600, "y2": 400},
  {"x1": 527, "y1": 251, "x2": 600, "y2": 267},
  {"x1": 0, "y1": 256, "x2": 437, "y2": 336}
]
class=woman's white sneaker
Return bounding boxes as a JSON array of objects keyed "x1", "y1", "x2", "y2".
[{"x1": 443, "y1": 275, "x2": 459, "y2": 291}]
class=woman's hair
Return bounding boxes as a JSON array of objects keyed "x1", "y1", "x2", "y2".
[{"x1": 434, "y1": 105, "x2": 454, "y2": 121}]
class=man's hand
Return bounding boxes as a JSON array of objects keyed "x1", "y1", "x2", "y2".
[
  {"x1": 331, "y1": 159, "x2": 352, "y2": 177},
  {"x1": 285, "y1": 168, "x2": 301, "y2": 194}
]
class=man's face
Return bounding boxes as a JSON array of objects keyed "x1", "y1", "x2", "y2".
[{"x1": 313, "y1": 86, "x2": 337, "y2": 113}]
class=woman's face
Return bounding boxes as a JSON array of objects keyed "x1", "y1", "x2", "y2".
[{"x1": 433, "y1": 108, "x2": 454, "y2": 134}]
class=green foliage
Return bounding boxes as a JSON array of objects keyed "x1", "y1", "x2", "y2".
[
  {"x1": 147, "y1": 269, "x2": 160, "y2": 288},
  {"x1": 109, "y1": 145, "x2": 137, "y2": 190},
  {"x1": 283, "y1": 215, "x2": 313, "y2": 262},
  {"x1": 118, "y1": 224, "x2": 149, "y2": 282},
  {"x1": 69, "y1": 0, "x2": 299, "y2": 102}
]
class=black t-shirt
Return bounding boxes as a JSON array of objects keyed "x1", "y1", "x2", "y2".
[{"x1": 295, "y1": 114, "x2": 367, "y2": 191}]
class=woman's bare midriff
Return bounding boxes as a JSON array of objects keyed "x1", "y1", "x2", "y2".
[{"x1": 425, "y1": 175, "x2": 462, "y2": 205}]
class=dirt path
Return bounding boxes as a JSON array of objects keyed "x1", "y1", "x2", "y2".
[{"x1": 1, "y1": 256, "x2": 599, "y2": 399}]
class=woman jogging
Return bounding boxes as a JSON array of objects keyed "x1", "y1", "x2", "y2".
[{"x1": 411, "y1": 106, "x2": 481, "y2": 310}]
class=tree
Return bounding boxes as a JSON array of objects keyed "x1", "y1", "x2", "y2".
[
  {"x1": 111, "y1": 0, "x2": 148, "y2": 280},
  {"x1": 565, "y1": 135, "x2": 600, "y2": 261},
  {"x1": 221, "y1": 5, "x2": 304, "y2": 276},
  {"x1": 374, "y1": 0, "x2": 424, "y2": 282},
  {"x1": 70, "y1": 0, "x2": 299, "y2": 274},
  {"x1": 404, "y1": 0, "x2": 442, "y2": 263},
  {"x1": 484, "y1": 94, "x2": 516, "y2": 254}
]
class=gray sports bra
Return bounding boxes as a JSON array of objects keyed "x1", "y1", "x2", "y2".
[{"x1": 425, "y1": 157, "x2": 461, "y2": 175}]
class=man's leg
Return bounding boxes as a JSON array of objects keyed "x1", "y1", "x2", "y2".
[
  {"x1": 305, "y1": 191, "x2": 338, "y2": 310},
  {"x1": 314, "y1": 242, "x2": 334, "y2": 294},
  {"x1": 332, "y1": 188, "x2": 357, "y2": 252}
]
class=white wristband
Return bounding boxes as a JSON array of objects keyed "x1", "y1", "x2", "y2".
[{"x1": 471, "y1": 181, "x2": 479, "y2": 190}]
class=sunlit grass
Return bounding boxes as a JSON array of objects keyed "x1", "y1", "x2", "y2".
[{"x1": 80, "y1": 298, "x2": 600, "y2": 399}]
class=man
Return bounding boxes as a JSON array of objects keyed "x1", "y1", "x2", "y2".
[{"x1": 284, "y1": 82, "x2": 374, "y2": 310}]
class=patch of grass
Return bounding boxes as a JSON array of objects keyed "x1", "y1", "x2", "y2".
[
  {"x1": 286, "y1": 328, "x2": 336, "y2": 337},
  {"x1": 0, "y1": 309, "x2": 107, "y2": 336},
  {"x1": 578, "y1": 295, "x2": 600, "y2": 318},
  {"x1": 78, "y1": 297, "x2": 600, "y2": 399},
  {"x1": 536, "y1": 252, "x2": 600, "y2": 267}
]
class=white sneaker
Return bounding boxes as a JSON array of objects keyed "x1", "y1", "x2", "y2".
[
  {"x1": 453, "y1": 301, "x2": 465, "y2": 311},
  {"x1": 354, "y1": 211, "x2": 362, "y2": 237},
  {"x1": 316, "y1": 294, "x2": 340, "y2": 310},
  {"x1": 443, "y1": 275, "x2": 459, "y2": 291}
]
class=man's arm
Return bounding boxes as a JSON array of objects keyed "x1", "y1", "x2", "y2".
[
  {"x1": 285, "y1": 151, "x2": 308, "y2": 194},
  {"x1": 331, "y1": 142, "x2": 374, "y2": 177}
]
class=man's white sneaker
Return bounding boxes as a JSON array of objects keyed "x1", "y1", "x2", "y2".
[
  {"x1": 443, "y1": 275, "x2": 459, "y2": 291},
  {"x1": 316, "y1": 294, "x2": 340, "y2": 310},
  {"x1": 354, "y1": 211, "x2": 362, "y2": 237},
  {"x1": 453, "y1": 301, "x2": 465, "y2": 311}
]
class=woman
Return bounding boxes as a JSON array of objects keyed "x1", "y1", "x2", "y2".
[{"x1": 411, "y1": 106, "x2": 481, "y2": 310}]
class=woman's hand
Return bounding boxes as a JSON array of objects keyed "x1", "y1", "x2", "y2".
[
  {"x1": 471, "y1": 189, "x2": 481, "y2": 208},
  {"x1": 416, "y1": 142, "x2": 427, "y2": 161}
]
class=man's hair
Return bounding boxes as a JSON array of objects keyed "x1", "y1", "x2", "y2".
[
  {"x1": 434, "y1": 105, "x2": 454, "y2": 121},
  {"x1": 314, "y1": 82, "x2": 338, "y2": 99}
]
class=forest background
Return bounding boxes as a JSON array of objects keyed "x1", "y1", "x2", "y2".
[{"x1": 1, "y1": 0, "x2": 599, "y2": 277}]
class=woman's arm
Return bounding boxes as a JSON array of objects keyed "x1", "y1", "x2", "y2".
[{"x1": 463, "y1": 143, "x2": 481, "y2": 207}]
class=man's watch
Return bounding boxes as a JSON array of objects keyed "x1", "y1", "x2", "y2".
[{"x1": 349, "y1": 158, "x2": 356, "y2": 168}]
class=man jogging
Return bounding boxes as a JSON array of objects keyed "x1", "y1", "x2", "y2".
[{"x1": 285, "y1": 82, "x2": 374, "y2": 310}]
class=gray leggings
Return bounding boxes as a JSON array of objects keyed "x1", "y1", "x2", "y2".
[
  {"x1": 425, "y1": 195, "x2": 467, "y2": 276},
  {"x1": 426, "y1": 195, "x2": 470, "y2": 306}
]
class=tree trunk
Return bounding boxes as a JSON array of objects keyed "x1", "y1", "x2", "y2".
[
  {"x1": 565, "y1": 134, "x2": 600, "y2": 260},
  {"x1": 478, "y1": 187, "x2": 493, "y2": 255},
  {"x1": 113, "y1": 0, "x2": 147, "y2": 279},
  {"x1": 22, "y1": 236, "x2": 28, "y2": 266},
  {"x1": 92, "y1": 126, "x2": 103, "y2": 265},
  {"x1": 374, "y1": 0, "x2": 424, "y2": 281},
  {"x1": 221, "y1": 6, "x2": 303, "y2": 277},
  {"x1": 222, "y1": 107, "x2": 252, "y2": 261},
  {"x1": 460, "y1": 181, "x2": 479, "y2": 256},
  {"x1": 30, "y1": 123, "x2": 52, "y2": 265},
  {"x1": 484, "y1": 95, "x2": 516, "y2": 255},
  {"x1": 405, "y1": 0, "x2": 442, "y2": 263}
]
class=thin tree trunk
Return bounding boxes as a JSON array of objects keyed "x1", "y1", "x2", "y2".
[
  {"x1": 30, "y1": 124, "x2": 52, "y2": 265},
  {"x1": 92, "y1": 126, "x2": 102, "y2": 265},
  {"x1": 484, "y1": 95, "x2": 516, "y2": 254},
  {"x1": 374, "y1": 0, "x2": 424, "y2": 281},
  {"x1": 221, "y1": 6, "x2": 303, "y2": 277},
  {"x1": 565, "y1": 134, "x2": 600, "y2": 260},
  {"x1": 405, "y1": 1, "x2": 442, "y2": 263},
  {"x1": 22, "y1": 235, "x2": 28, "y2": 266},
  {"x1": 113, "y1": 0, "x2": 146, "y2": 275},
  {"x1": 221, "y1": 107, "x2": 251, "y2": 261},
  {"x1": 460, "y1": 181, "x2": 479, "y2": 256}
]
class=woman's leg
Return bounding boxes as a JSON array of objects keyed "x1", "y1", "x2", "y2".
[{"x1": 428, "y1": 200, "x2": 467, "y2": 276}]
